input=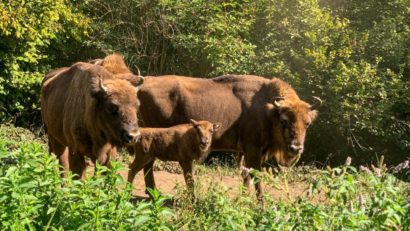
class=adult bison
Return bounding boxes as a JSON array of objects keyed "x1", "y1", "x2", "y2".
[
  {"x1": 137, "y1": 75, "x2": 321, "y2": 198},
  {"x1": 41, "y1": 54, "x2": 144, "y2": 179}
]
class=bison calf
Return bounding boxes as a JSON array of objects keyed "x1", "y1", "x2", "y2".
[{"x1": 127, "y1": 119, "x2": 221, "y2": 194}]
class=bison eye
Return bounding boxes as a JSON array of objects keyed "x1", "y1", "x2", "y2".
[
  {"x1": 280, "y1": 118, "x2": 289, "y2": 126},
  {"x1": 108, "y1": 104, "x2": 119, "y2": 115},
  {"x1": 209, "y1": 128, "x2": 213, "y2": 133},
  {"x1": 305, "y1": 122, "x2": 311, "y2": 128}
]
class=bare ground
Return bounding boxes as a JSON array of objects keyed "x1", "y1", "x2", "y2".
[{"x1": 117, "y1": 165, "x2": 324, "y2": 203}]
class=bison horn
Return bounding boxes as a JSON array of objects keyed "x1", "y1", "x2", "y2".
[
  {"x1": 133, "y1": 65, "x2": 144, "y2": 86},
  {"x1": 134, "y1": 65, "x2": 142, "y2": 77},
  {"x1": 272, "y1": 96, "x2": 284, "y2": 108},
  {"x1": 137, "y1": 76, "x2": 144, "y2": 86},
  {"x1": 89, "y1": 59, "x2": 103, "y2": 65},
  {"x1": 273, "y1": 100, "x2": 282, "y2": 108},
  {"x1": 99, "y1": 78, "x2": 108, "y2": 94},
  {"x1": 310, "y1": 96, "x2": 322, "y2": 110}
]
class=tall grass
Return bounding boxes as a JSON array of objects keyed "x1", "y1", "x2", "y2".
[{"x1": 0, "y1": 124, "x2": 409, "y2": 230}]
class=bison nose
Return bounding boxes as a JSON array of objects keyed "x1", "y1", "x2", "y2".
[
  {"x1": 121, "y1": 129, "x2": 140, "y2": 144},
  {"x1": 289, "y1": 144, "x2": 303, "y2": 154},
  {"x1": 200, "y1": 138, "x2": 208, "y2": 145},
  {"x1": 133, "y1": 131, "x2": 141, "y2": 142},
  {"x1": 122, "y1": 133, "x2": 134, "y2": 143}
]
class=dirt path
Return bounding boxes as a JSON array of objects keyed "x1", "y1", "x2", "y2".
[{"x1": 119, "y1": 169, "x2": 314, "y2": 202}]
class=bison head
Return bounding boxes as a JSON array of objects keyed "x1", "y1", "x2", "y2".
[
  {"x1": 190, "y1": 119, "x2": 221, "y2": 154},
  {"x1": 266, "y1": 97, "x2": 321, "y2": 166},
  {"x1": 91, "y1": 75, "x2": 144, "y2": 146}
]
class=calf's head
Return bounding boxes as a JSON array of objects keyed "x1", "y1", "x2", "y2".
[
  {"x1": 190, "y1": 119, "x2": 221, "y2": 152},
  {"x1": 91, "y1": 75, "x2": 144, "y2": 146},
  {"x1": 266, "y1": 97, "x2": 321, "y2": 166}
]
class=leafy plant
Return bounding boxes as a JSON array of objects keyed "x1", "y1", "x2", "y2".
[
  {"x1": 0, "y1": 131, "x2": 175, "y2": 230},
  {"x1": 0, "y1": 0, "x2": 90, "y2": 126}
]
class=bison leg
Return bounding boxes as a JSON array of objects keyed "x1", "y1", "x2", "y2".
[
  {"x1": 94, "y1": 144, "x2": 114, "y2": 167},
  {"x1": 143, "y1": 160, "x2": 156, "y2": 193},
  {"x1": 236, "y1": 152, "x2": 244, "y2": 168},
  {"x1": 243, "y1": 151, "x2": 264, "y2": 200},
  {"x1": 68, "y1": 153, "x2": 87, "y2": 180},
  {"x1": 48, "y1": 136, "x2": 69, "y2": 177}
]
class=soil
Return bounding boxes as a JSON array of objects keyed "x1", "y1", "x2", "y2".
[{"x1": 118, "y1": 168, "x2": 322, "y2": 202}]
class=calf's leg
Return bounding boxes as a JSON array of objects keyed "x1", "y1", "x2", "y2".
[
  {"x1": 128, "y1": 154, "x2": 153, "y2": 184},
  {"x1": 143, "y1": 160, "x2": 156, "y2": 192},
  {"x1": 180, "y1": 160, "x2": 194, "y2": 193}
]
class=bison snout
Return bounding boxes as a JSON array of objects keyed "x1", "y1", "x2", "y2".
[
  {"x1": 288, "y1": 144, "x2": 303, "y2": 155},
  {"x1": 121, "y1": 130, "x2": 141, "y2": 144},
  {"x1": 200, "y1": 138, "x2": 209, "y2": 146}
]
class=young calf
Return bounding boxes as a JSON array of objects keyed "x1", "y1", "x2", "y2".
[{"x1": 127, "y1": 119, "x2": 221, "y2": 194}]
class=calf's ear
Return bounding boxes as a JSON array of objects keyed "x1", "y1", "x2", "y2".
[
  {"x1": 213, "y1": 122, "x2": 222, "y2": 131},
  {"x1": 190, "y1": 119, "x2": 199, "y2": 127}
]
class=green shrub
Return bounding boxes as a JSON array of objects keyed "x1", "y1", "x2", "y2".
[
  {"x1": 0, "y1": 125, "x2": 408, "y2": 229},
  {"x1": 0, "y1": 139, "x2": 175, "y2": 230},
  {"x1": 82, "y1": 0, "x2": 410, "y2": 165},
  {"x1": 0, "y1": 0, "x2": 90, "y2": 126}
]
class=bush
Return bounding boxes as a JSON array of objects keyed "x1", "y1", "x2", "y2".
[
  {"x1": 82, "y1": 0, "x2": 410, "y2": 165},
  {"x1": 0, "y1": 125, "x2": 408, "y2": 229},
  {"x1": 173, "y1": 163, "x2": 409, "y2": 230},
  {"x1": 0, "y1": 0, "x2": 90, "y2": 126},
  {"x1": 2, "y1": 0, "x2": 409, "y2": 167},
  {"x1": 0, "y1": 139, "x2": 174, "y2": 230}
]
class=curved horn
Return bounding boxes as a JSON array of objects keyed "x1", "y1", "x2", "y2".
[
  {"x1": 272, "y1": 96, "x2": 284, "y2": 108},
  {"x1": 133, "y1": 65, "x2": 144, "y2": 86},
  {"x1": 89, "y1": 59, "x2": 103, "y2": 65},
  {"x1": 99, "y1": 78, "x2": 108, "y2": 94},
  {"x1": 136, "y1": 76, "x2": 144, "y2": 87},
  {"x1": 310, "y1": 96, "x2": 322, "y2": 110},
  {"x1": 273, "y1": 100, "x2": 282, "y2": 108},
  {"x1": 134, "y1": 65, "x2": 142, "y2": 77}
]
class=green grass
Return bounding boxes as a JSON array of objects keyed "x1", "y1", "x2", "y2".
[{"x1": 1, "y1": 124, "x2": 409, "y2": 230}]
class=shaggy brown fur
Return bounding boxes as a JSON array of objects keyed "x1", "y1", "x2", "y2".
[
  {"x1": 41, "y1": 55, "x2": 144, "y2": 179},
  {"x1": 94, "y1": 53, "x2": 132, "y2": 75},
  {"x1": 127, "y1": 119, "x2": 221, "y2": 194},
  {"x1": 137, "y1": 74, "x2": 321, "y2": 198}
]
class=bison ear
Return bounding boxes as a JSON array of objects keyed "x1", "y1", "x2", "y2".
[
  {"x1": 265, "y1": 103, "x2": 275, "y2": 117},
  {"x1": 91, "y1": 78, "x2": 109, "y2": 97},
  {"x1": 128, "y1": 75, "x2": 144, "y2": 88},
  {"x1": 213, "y1": 122, "x2": 222, "y2": 131},
  {"x1": 190, "y1": 119, "x2": 199, "y2": 127}
]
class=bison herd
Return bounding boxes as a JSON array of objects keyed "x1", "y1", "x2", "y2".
[{"x1": 41, "y1": 54, "x2": 321, "y2": 199}]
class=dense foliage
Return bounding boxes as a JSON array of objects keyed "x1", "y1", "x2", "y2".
[
  {"x1": 0, "y1": 124, "x2": 409, "y2": 229},
  {"x1": 0, "y1": 0, "x2": 90, "y2": 125},
  {"x1": 0, "y1": 125, "x2": 174, "y2": 230},
  {"x1": 1, "y1": 0, "x2": 409, "y2": 164}
]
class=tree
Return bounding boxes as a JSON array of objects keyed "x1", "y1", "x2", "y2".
[{"x1": 0, "y1": 0, "x2": 90, "y2": 126}]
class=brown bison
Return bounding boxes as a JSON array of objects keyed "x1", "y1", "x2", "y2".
[
  {"x1": 41, "y1": 54, "x2": 144, "y2": 178},
  {"x1": 137, "y1": 75, "x2": 321, "y2": 198},
  {"x1": 127, "y1": 119, "x2": 221, "y2": 194}
]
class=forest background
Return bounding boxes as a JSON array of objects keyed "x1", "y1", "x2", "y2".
[{"x1": 1, "y1": 0, "x2": 409, "y2": 166}]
